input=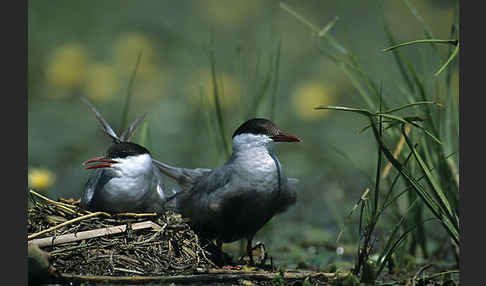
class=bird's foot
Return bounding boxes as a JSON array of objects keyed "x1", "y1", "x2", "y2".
[
  {"x1": 239, "y1": 241, "x2": 267, "y2": 267},
  {"x1": 204, "y1": 240, "x2": 233, "y2": 267},
  {"x1": 218, "y1": 251, "x2": 233, "y2": 267},
  {"x1": 252, "y1": 241, "x2": 268, "y2": 267}
]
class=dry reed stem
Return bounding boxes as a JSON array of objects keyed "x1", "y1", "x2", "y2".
[
  {"x1": 28, "y1": 211, "x2": 111, "y2": 240},
  {"x1": 29, "y1": 220, "x2": 162, "y2": 247},
  {"x1": 382, "y1": 125, "x2": 412, "y2": 178},
  {"x1": 59, "y1": 270, "x2": 335, "y2": 284},
  {"x1": 29, "y1": 189, "x2": 84, "y2": 215}
]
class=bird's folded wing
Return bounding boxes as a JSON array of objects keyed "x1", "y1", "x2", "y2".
[
  {"x1": 81, "y1": 169, "x2": 105, "y2": 210},
  {"x1": 189, "y1": 165, "x2": 232, "y2": 196}
]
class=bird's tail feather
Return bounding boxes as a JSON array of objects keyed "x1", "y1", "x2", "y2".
[
  {"x1": 151, "y1": 159, "x2": 186, "y2": 182},
  {"x1": 152, "y1": 159, "x2": 212, "y2": 189}
]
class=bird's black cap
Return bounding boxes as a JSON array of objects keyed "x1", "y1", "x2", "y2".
[
  {"x1": 232, "y1": 118, "x2": 280, "y2": 138},
  {"x1": 106, "y1": 142, "x2": 150, "y2": 159}
]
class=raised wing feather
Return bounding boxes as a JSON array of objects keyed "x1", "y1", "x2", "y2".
[
  {"x1": 81, "y1": 97, "x2": 120, "y2": 143},
  {"x1": 119, "y1": 112, "x2": 147, "y2": 142}
]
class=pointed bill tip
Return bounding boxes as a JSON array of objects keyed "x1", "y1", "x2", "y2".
[
  {"x1": 82, "y1": 156, "x2": 118, "y2": 169},
  {"x1": 272, "y1": 132, "x2": 301, "y2": 142}
]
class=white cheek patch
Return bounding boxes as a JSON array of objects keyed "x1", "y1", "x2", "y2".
[{"x1": 232, "y1": 134, "x2": 273, "y2": 151}]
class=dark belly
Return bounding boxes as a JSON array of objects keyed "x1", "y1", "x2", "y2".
[{"x1": 179, "y1": 188, "x2": 296, "y2": 242}]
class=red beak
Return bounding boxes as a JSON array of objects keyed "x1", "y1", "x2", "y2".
[
  {"x1": 271, "y1": 132, "x2": 301, "y2": 142},
  {"x1": 82, "y1": 156, "x2": 118, "y2": 169}
]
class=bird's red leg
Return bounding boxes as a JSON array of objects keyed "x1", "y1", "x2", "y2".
[
  {"x1": 217, "y1": 239, "x2": 223, "y2": 253},
  {"x1": 247, "y1": 234, "x2": 255, "y2": 265},
  {"x1": 216, "y1": 239, "x2": 227, "y2": 266}
]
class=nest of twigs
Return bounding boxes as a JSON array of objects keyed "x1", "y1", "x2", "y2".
[
  {"x1": 27, "y1": 189, "x2": 218, "y2": 279},
  {"x1": 27, "y1": 190, "x2": 336, "y2": 285}
]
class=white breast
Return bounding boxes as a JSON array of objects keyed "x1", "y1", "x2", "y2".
[
  {"x1": 232, "y1": 134, "x2": 280, "y2": 192},
  {"x1": 103, "y1": 153, "x2": 154, "y2": 202}
]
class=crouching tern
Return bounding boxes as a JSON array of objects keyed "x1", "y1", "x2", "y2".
[
  {"x1": 152, "y1": 118, "x2": 300, "y2": 264},
  {"x1": 80, "y1": 98, "x2": 169, "y2": 214}
]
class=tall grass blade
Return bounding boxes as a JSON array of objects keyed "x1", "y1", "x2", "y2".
[
  {"x1": 314, "y1": 105, "x2": 374, "y2": 116},
  {"x1": 337, "y1": 188, "x2": 371, "y2": 243},
  {"x1": 200, "y1": 85, "x2": 219, "y2": 165},
  {"x1": 249, "y1": 55, "x2": 274, "y2": 118},
  {"x1": 208, "y1": 32, "x2": 230, "y2": 158},
  {"x1": 340, "y1": 65, "x2": 376, "y2": 110},
  {"x1": 135, "y1": 120, "x2": 152, "y2": 151},
  {"x1": 279, "y1": 2, "x2": 320, "y2": 34},
  {"x1": 317, "y1": 16, "x2": 339, "y2": 38},
  {"x1": 382, "y1": 37, "x2": 458, "y2": 77},
  {"x1": 280, "y1": 2, "x2": 386, "y2": 110},
  {"x1": 269, "y1": 39, "x2": 282, "y2": 121},
  {"x1": 446, "y1": 1, "x2": 459, "y2": 85},
  {"x1": 401, "y1": 56, "x2": 440, "y2": 138},
  {"x1": 314, "y1": 105, "x2": 441, "y2": 144},
  {"x1": 279, "y1": 2, "x2": 346, "y2": 54},
  {"x1": 121, "y1": 49, "x2": 143, "y2": 131},
  {"x1": 402, "y1": 0, "x2": 436, "y2": 48},
  {"x1": 384, "y1": 25, "x2": 415, "y2": 94},
  {"x1": 401, "y1": 0, "x2": 456, "y2": 74},
  {"x1": 401, "y1": 125, "x2": 459, "y2": 230},
  {"x1": 434, "y1": 43, "x2": 459, "y2": 76},
  {"x1": 369, "y1": 120, "x2": 458, "y2": 244},
  {"x1": 376, "y1": 217, "x2": 437, "y2": 276},
  {"x1": 383, "y1": 101, "x2": 441, "y2": 114},
  {"x1": 379, "y1": 147, "x2": 416, "y2": 217},
  {"x1": 383, "y1": 39, "x2": 458, "y2": 52},
  {"x1": 373, "y1": 91, "x2": 384, "y2": 217},
  {"x1": 380, "y1": 149, "x2": 456, "y2": 217},
  {"x1": 376, "y1": 198, "x2": 417, "y2": 268},
  {"x1": 376, "y1": 113, "x2": 440, "y2": 145}
]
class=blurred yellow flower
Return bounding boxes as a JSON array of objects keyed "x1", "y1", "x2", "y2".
[
  {"x1": 28, "y1": 168, "x2": 56, "y2": 191},
  {"x1": 197, "y1": 0, "x2": 260, "y2": 27},
  {"x1": 190, "y1": 70, "x2": 241, "y2": 110},
  {"x1": 46, "y1": 43, "x2": 88, "y2": 88},
  {"x1": 113, "y1": 33, "x2": 159, "y2": 81},
  {"x1": 83, "y1": 63, "x2": 120, "y2": 102},
  {"x1": 133, "y1": 75, "x2": 167, "y2": 100},
  {"x1": 292, "y1": 81, "x2": 335, "y2": 120}
]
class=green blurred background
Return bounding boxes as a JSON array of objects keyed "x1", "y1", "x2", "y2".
[{"x1": 28, "y1": 0, "x2": 458, "y2": 268}]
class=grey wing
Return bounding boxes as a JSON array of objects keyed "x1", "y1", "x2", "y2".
[
  {"x1": 177, "y1": 164, "x2": 233, "y2": 222},
  {"x1": 274, "y1": 177, "x2": 299, "y2": 213},
  {"x1": 190, "y1": 164, "x2": 233, "y2": 196},
  {"x1": 80, "y1": 169, "x2": 105, "y2": 210},
  {"x1": 119, "y1": 112, "x2": 147, "y2": 142},
  {"x1": 179, "y1": 164, "x2": 233, "y2": 210},
  {"x1": 139, "y1": 165, "x2": 171, "y2": 213},
  {"x1": 81, "y1": 97, "x2": 120, "y2": 142}
]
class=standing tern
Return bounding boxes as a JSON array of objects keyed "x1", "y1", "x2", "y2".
[
  {"x1": 152, "y1": 118, "x2": 300, "y2": 264},
  {"x1": 80, "y1": 99, "x2": 168, "y2": 214}
]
